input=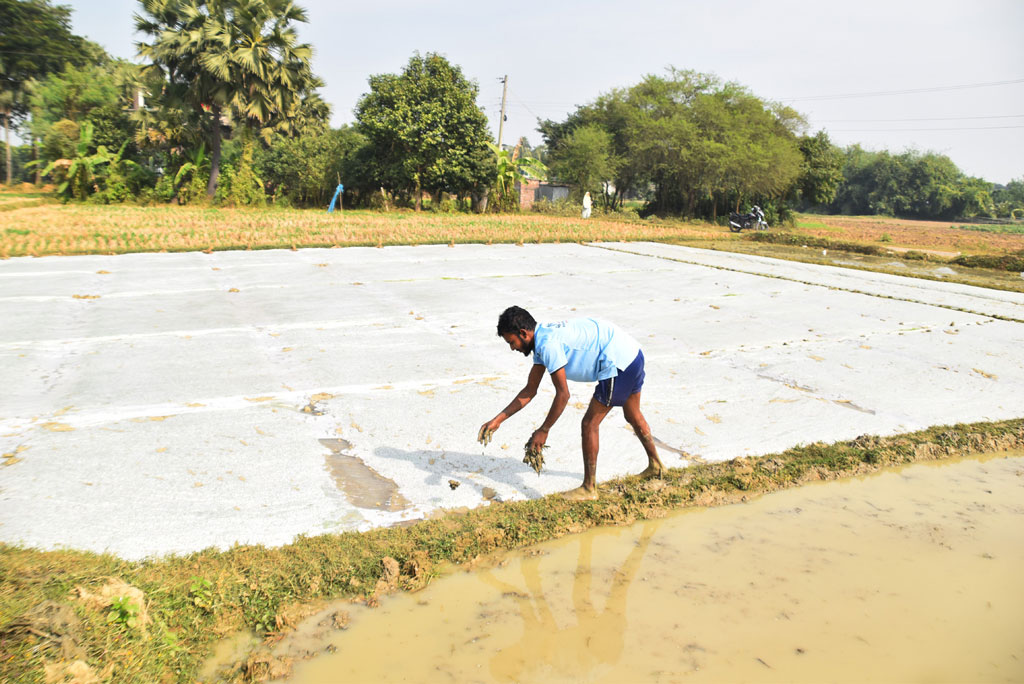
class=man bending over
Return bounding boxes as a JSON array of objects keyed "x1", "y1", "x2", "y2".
[{"x1": 478, "y1": 306, "x2": 663, "y2": 500}]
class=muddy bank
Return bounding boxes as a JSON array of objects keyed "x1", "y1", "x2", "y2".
[
  {"x1": 273, "y1": 451, "x2": 1024, "y2": 683},
  {"x1": 4, "y1": 419, "x2": 1024, "y2": 683}
]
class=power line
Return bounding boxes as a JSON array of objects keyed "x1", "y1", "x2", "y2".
[
  {"x1": 830, "y1": 125, "x2": 1024, "y2": 132},
  {"x1": 503, "y1": 102, "x2": 576, "y2": 114},
  {"x1": 783, "y1": 78, "x2": 1024, "y2": 102},
  {"x1": 485, "y1": 79, "x2": 1024, "y2": 109},
  {"x1": 818, "y1": 114, "x2": 1024, "y2": 123},
  {"x1": 507, "y1": 88, "x2": 545, "y2": 121}
]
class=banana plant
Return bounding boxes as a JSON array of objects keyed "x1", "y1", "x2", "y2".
[
  {"x1": 488, "y1": 141, "x2": 548, "y2": 199},
  {"x1": 34, "y1": 121, "x2": 109, "y2": 200},
  {"x1": 173, "y1": 142, "x2": 208, "y2": 187},
  {"x1": 171, "y1": 142, "x2": 209, "y2": 202}
]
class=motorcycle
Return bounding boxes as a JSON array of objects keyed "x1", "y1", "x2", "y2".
[{"x1": 728, "y1": 205, "x2": 768, "y2": 232}]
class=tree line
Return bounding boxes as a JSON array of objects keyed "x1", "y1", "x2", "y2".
[{"x1": 2, "y1": 0, "x2": 1021, "y2": 221}]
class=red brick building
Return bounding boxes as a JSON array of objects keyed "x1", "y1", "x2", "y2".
[{"x1": 515, "y1": 179, "x2": 572, "y2": 210}]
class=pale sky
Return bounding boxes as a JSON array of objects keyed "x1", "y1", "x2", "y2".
[{"x1": 45, "y1": 0, "x2": 1024, "y2": 184}]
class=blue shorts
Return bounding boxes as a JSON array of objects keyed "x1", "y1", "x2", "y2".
[{"x1": 593, "y1": 350, "x2": 645, "y2": 407}]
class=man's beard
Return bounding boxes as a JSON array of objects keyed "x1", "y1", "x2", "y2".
[{"x1": 520, "y1": 336, "x2": 534, "y2": 357}]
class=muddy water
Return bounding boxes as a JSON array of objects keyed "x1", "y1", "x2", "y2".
[{"x1": 279, "y1": 453, "x2": 1024, "y2": 683}]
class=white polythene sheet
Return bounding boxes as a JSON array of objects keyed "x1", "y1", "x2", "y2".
[{"x1": 1, "y1": 242, "x2": 1022, "y2": 559}]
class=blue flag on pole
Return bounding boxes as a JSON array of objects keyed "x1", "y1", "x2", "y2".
[{"x1": 327, "y1": 184, "x2": 344, "y2": 213}]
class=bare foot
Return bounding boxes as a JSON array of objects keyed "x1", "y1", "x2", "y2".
[
  {"x1": 639, "y1": 461, "x2": 664, "y2": 479},
  {"x1": 561, "y1": 486, "x2": 598, "y2": 501}
]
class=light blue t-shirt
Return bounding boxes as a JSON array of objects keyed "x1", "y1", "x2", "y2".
[{"x1": 533, "y1": 318, "x2": 641, "y2": 382}]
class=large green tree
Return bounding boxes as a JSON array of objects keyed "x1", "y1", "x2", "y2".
[
  {"x1": 255, "y1": 124, "x2": 364, "y2": 207},
  {"x1": 548, "y1": 123, "x2": 617, "y2": 204},
  {"x1": 992, "y1": 178, "x2": 1024, "y2": 218},
  {"x1": 27, "y1": 52, "x2": 142, "y2": 163},
  {"x1": 541, "y1": 69, "x2": 804, "y2": 219},
  {"x1": 354, "y1": 52, "x2": 492, "y2": 210},
  {"x1": 539, "y1": 88, "x2": 638, "y2": 209},
  {"x1": 0, "y1": 0, "x2": 90, "y2": 183},
  {"x1": 135, "y1": 0, "x2": 322, "y2": 199},
  {"x1": 795, "y1": 130, "x2": 843, "y2": 207},
  {"x1": 829, "y1": 147, "x2": 994, "y2": 219}
]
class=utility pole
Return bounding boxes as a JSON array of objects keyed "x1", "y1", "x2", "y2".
[{"x1": 497, "y1": 75, "x2": 508, "y2": 150}]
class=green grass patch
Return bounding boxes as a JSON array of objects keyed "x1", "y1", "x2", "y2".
[
  {"x1": 794, "y1": 220, "x2": 842, "y2": 233},
  {"x1": 954, "y1": 223, "x2": 1024, "y2": 235},
  {"x1": 2, "y1": 417, "x2": 1022, "y2": 682}
]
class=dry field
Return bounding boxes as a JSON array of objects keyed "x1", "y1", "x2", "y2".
[
  {"x1": 3, "y1": 203, "x2": 1022, "y2": 298},
  {"x1": 0, "y1": 204, "x2": 722, "y2": 258},
  {"x1": 2, "y1": 200, "x2": 1022, "y2": 261},
  {"x1": 792, "y1": 214, "x2": 1024, "y2": 255}
]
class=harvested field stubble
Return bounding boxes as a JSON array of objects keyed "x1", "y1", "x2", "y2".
[
  {"x1": 791, "y1": 214, "x2": 1024, "y2": 255},
  {"x1": 4, "y1": 205, "x2": 1022, "y2": 275},
  {"x1": 1, "y1": 418, "x2": 1023, "y2": 683},
  {"x1": 0, "y1": 205, "x2": 721, "y2": 258}
]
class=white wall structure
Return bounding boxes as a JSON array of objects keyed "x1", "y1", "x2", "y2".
[{"x1": 2, "y1": 242, "x2": 1022, "y2": 559}]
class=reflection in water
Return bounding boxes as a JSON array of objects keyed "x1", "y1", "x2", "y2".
[
  {"x1": 275, "y1": 452, "x2": 1024, "y2": 684},
  {"x1": 480, "y1": 520, "x2": 662, "y2": 681}
]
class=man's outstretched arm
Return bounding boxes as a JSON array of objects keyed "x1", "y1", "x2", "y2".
[
  {"x1": 528, "y1": 367, "x2": 569, "y2": 450},
  {"x1": 479, "y1": 364, "x2": 546, "y2": 444}
]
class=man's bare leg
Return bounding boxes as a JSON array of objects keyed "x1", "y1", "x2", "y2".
[
  {"x1": 563, "y1": 398, "x2": 611, "y2": 501},
  {"x1": 623, "y1": 392, "x2": 663, "y2": 478}
]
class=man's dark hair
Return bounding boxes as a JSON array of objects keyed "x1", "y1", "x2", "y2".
[{"x1": 497, "y1": 306, "x2": 536, "y2": 336}]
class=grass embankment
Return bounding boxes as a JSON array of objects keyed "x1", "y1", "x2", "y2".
[
  {"x1": 2, "y1": 418, "x2": 1023, "y2": 683},
  {"x1": 658, "y1": 220, "x2": 1024, "y2": 293}
]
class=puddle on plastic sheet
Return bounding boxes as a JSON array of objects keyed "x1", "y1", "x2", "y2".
[
  {"x1": 272, "y1": 451, "x2": 1024, "y2": 683},
  {"x1": 652, "y1": 435, "x2": 704, "y2": 463},
  {"x1": 832, "y1": 399, "x2": 876, "y2": 414},
  {"x1": 319, "y1": 438, "x2": 410, "y2": 512}
]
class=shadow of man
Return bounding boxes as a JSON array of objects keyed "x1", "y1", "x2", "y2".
[{"x1": 372, "y1": 445, "x2": 579, "y2": 501}]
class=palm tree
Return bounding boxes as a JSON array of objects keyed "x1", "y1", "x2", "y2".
[{"x1": 135, "y1": 0, "x2": 320, "y2": 199}]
